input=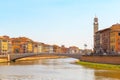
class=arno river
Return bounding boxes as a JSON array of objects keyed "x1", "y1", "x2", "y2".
[{"x1": 0, "y1": 58, "x2": 120, "y2": 80}]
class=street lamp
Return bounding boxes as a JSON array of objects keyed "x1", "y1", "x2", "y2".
[{"x1": 84, "y1": 44, "x2": 87, "y2": 55}]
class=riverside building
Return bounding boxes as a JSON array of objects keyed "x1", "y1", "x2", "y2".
[{"x1": 94, "y1": 17, "x2": 120, "y2": 54}]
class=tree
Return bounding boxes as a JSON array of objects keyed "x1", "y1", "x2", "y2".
[
  {"x1": 84, "y1": 44, "x2": 87, "y2": 50},
  {"x1": 84, "y1": 44, "x2": 87, "y2": 55}
]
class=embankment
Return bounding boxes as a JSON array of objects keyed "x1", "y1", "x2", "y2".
[{"x1": 80, "y1": 55, "x2": 120, "y2": 65}]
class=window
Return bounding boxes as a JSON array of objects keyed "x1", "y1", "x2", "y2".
[{"x1": 118, "y1": 33, "x2": 120, "y2": 36}]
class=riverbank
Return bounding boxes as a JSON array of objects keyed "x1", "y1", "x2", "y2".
[
  {"x1": 0, "y1": 59, "x2": 8, "y2": 63},
  {"x1": 80, "y1": 55, "x2": 120, "y2": 65},
  {"x1": 76, "y1": 61, "x2": 120, "y2": 70}
]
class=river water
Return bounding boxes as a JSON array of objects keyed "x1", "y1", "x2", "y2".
[{"x1": 0, "y1": 58, "x2": 120, "y2": 80}]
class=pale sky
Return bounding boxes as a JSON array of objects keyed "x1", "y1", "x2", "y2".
[{"x1": 0, "y1": 0, "x2": 120, "y2": 49}]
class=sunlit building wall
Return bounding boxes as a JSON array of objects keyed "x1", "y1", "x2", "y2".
[
  {"x1": 0, "y1": 39, "x2": 8, "y2": 54},
  {"x1": 27, "y1": 41, "x2": 33, "y2": 53},
  {"x1": 110, "y1": 24, "x2": 120, "y2": 53},
  {"x1": 0, "y1": 36, "x2": 11, "y2": 54}
]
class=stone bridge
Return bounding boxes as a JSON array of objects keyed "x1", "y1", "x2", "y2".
[{"x1": 0, "y1": 53, "x2": 82, "y2": 62}]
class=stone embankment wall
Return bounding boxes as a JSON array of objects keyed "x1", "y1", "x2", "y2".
[{"x1": 80, "y1": 55, "x2": 120, "y2": 65}]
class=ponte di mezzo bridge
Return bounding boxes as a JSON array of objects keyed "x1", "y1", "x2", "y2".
[{"x1": 0, "y1": 53, "x2": 82, "y2": 62}]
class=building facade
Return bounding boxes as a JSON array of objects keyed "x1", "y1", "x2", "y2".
[
  {"x1": 110, "y1": 24, "x2": 120, "y2": 53},
  {"x1": 0, "y1": 36, "x2": 12, "y2": 54},
  {"x1": 26, "y1": 41, "x2": 33, "y2": 53},
  {"x1": 101, "y1": 28, "x2": 110, "y2": 54},
  {"x1": 11, "y1": 37, "x2": 33, "y2": 53}
]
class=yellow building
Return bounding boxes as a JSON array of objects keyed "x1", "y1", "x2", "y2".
[
  {"x1": 37, "y1": 43, "x2": 43, "y2": 53},
  {"x1": 0, "y1": 36, "x2": 11, "y2": 54},
  {"x1": 43, "y1": 44, "x2": 50, "y2": 53},
  {"x1": 53, "y1": 45, "x2": 62, "y2": 53},
  {"x1": 33, "y1": 42, "x2": 44, "y2": 53},
  {"x1": 27, "y1": 41, "x2": 33, "y2": 53},
  {"x1": 0, "y1": 40, "x2": 8, "y2": 54}
]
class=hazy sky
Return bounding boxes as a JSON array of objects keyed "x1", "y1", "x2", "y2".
[{"x1": 0, "y1": 0, "x2": 120, "y2": 49}]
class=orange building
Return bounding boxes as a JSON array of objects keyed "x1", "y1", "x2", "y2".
[
  {"x1": 11, "y1": 37, "x2": 33, "y2": 53},
  {"x1": 61, "y1": 45, "x2": 67, "y2": 53},
  {"x1": 110, "y1": 24, "x2": 120, "y2": 53},
  {"x1": 53, "y1": 45, "x2": 62, "y2": 53},
  {"x1": 11, "y1": 38, "x2": 21, "y2": 53}
]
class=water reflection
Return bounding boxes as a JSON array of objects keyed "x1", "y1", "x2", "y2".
[
  {"x1": 0, "y1": 58, "x2": 119, "y2": 80},
  {"x1": 95, "y1": 70, "x2": 120, "y2": 80}
]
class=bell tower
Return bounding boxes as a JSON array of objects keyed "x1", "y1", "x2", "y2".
[
  {"x1": 93, "y1": 16, "x2": 98, "y2": 34},
  {"x1": 93, "y1": 16, "x2": 99, "y2": 53}
]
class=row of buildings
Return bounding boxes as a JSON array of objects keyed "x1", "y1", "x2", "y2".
[
  {"x1": 0, "y1": 36, "x2": 81, "y2": 54},
  {"x1": 94, "y1": 17, "x2": 120, "y2": 55}
]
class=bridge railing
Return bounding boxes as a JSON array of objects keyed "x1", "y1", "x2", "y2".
[{"x1": 0, "y1": 53, "x2": 82, "y2": 62}]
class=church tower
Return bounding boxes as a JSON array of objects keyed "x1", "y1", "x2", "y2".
[
  {"x1": 93, "y1": 16, "x2": 98, "y2": 34},
  {"x1": 93, "y1": 16, "x2": 99, "y2": 53}
]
